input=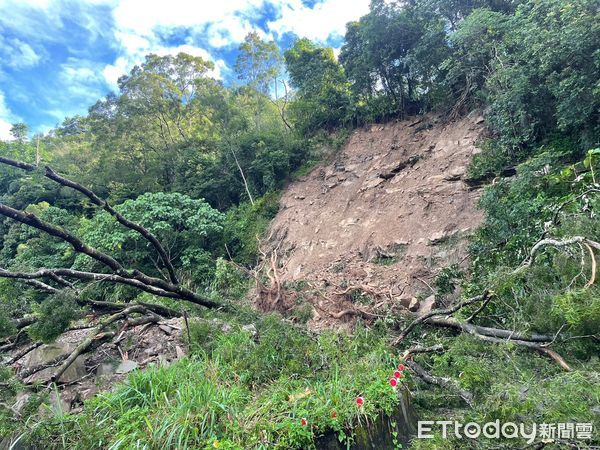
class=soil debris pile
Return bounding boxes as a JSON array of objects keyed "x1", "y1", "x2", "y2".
[{"x1": 262, "y1": 113, "x2": 486, "y2": 328}]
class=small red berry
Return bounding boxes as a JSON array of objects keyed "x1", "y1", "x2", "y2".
[
  {"x1": 300, "y1": 418, "x2": 307, "y2": 426},
  {"x1": 398, "y1": 363, "x2": 405, "y2": 371},
  {"x1": 394, "y1": 370, "x2": 402, "y2": 379},
  {"x1": 331, "y1": 409, "x2": 337, "y2": 418},
  {"x1": 389, "y1": 378, "x2": 398, "y2": 387},
  {"x1": 355, "y1": 396, "x2": 364, "y2": 406}
]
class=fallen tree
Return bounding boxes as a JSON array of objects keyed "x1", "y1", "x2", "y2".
[
  {"x1": 0, "y1": 156, "x2": 228, "y2": 382},
  {"x1": 395, "y1": 233, "x2": 599, "y2": 404}
]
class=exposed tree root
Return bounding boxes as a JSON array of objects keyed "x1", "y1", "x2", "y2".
[{"x1": 324, "y1": 307, "x2": 380, "y2": 320}]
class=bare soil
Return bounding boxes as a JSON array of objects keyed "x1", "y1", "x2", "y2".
[{"x1": 259, "y1": 113, "x2": 486, "y2": 330}]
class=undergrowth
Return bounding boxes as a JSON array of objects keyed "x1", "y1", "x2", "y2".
[{"x1": 24, "y1": 315, "x2": 404, "y2": 449}]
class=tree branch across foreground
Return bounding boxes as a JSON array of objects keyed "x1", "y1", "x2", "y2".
[
  {"x1": 15, "y1": 305, "x2": 162, "y2": 383},
  {"x1": 0, "y1": 156, "x2": 223, "y2": 310},
  {"x1": 406, "y1": 359, "x2": 474, "y2": 407},
  {"x1": 396, "y1": 235, "x2": 599, "y2": 371},
  {"x1": 0, "y1": 157, "x2": 178, "y2": 284}
]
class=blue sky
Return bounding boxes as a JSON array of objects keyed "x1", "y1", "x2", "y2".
[{"x1": 0, "y1": 0, "x2": 371, "y2": 140}]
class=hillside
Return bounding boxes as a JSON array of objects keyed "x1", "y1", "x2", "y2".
[
  {"x1": 0, "y1": 0, "x2": 598, "y2": 448},
  {"x1": 263, "y1": 113, "x2": 485, "y2": 327}
]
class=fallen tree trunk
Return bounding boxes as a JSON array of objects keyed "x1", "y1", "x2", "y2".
[
  {"x1": 51, "y1": 305, "x2": 150, "y2": 383},
  {"x1": 406, "y1": 360, "x2": 474, "y2": 407},
  {"x1": 393, "y1": 291, "x2": 491, "y2": 344},
  {"x1": 425, "y1": 317, "x2": 571, "y2": 371},
  {"x1": 425, "y1": 317, "x2": 552, "y2": 343}
]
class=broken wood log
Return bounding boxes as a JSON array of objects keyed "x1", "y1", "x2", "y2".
[
  {"x1": 406, "y1": 360, "x2": 474, "y2": 407},
  {"x1": 51, "y1": 305, "x2": 150, "y2": 383}
]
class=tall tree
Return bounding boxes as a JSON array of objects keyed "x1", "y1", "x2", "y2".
[
  {"x1": 339, "y1": 0, "x2": 425, "y2": 119},
  {"x1": 235, "y1": 32, "x2": 282, "y2": 130},
  {"x1": 86, "y1": 53, "x2": 221, "y2": 196},
  {"x1": 284, "y1": 38, "x2": 352, "y2": 132}
]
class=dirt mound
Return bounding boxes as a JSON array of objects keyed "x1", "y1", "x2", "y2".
[{"x1": 261, "y1": 113, "x2": 485, "y2": 329}]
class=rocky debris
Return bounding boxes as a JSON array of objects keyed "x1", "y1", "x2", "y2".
[
  {"x1": 242, "y1": 324, "x2": 258, "y2": 337},
  {"x1": 428, "y1": 229, "x2": 459, "y2": 245},
  {"x1": 6, "y1": 317, "x2": 188, "y2": 422},
  {"x1": 378, "y1": 155, "x2": 421, "y2": 181},
  {"x1": 12, "y1": 392, "x2": 31, "y2": 416},
  {"x1": 47, "y1": 390, "x2": 71, "y2": 415},
  {"x1": 96, "y1": 361, "x2": 118, "y2": 376},
  {"x1": 408, "y1": 298, "x2": 420, "y2": 312},
  {"x1": 443, "y1": 166, "x2": 467, "y2": 181},
  {"x1": 20, "y1": 343, "x2": 87, "y2": 384},
  {"x1": 418, "y1": 295, "x2": 437, "y2": 315},
  {"x1": 115, "y1": 360, "x2": 139, "y2": 374},
  {"x1": 262, "y1": 113, "x2": 485, "y2": 329}
]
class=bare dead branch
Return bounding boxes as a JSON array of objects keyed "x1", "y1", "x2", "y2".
[
  {"x1": 43, "y1": 166, "x2": 179, "y2": 285},
  {"x1": 13, "y1": 316, "x2": 37, "y2": 330},
  {"x1": 0, "y1": 267, "x2": 182, "y2": 301},
  {"x1": 584, "y1": 243, "x2": 596, "y2": 287},
  {"x1": 0, "y1": 202, "x2": 124, "y2": 272},
  {"x1": 402, "y1": 344, "x2": 446, "y2": 359},
  {"x1": 522, "y1": 236, "x2": 600, "y2": 268},
  {"x1": 19, "y1": 278, "x2": 61, "y2": 294},
  {"x1": 0, "y1": 257, "x2": 219, "y2": 309},
  {"x1": 425, "y1": 317, "x2": 552, "y2": 342},
  {"x1": 0, "y1": 157, "x2": 36, "y2": 171},
  {"x1": 0, "y1": 157, "x2": 221, "y2": 309},
  {"x1": 465, "y1": 294, "x2": 493, "y2": 323},
  {"x1": 5, "y1": 342, "x2": 42, "y2": 365},
  {"x1": 393, "y1": 291, "x2": 491, "y2": 344},
  {"x1": 51, "y1": 305, "x2": 148, "y2": 383},
  {"x1": 1, "y1": 156, "x2": 178, "y2": 284},
  {"x1": 406, "y1": 359, "x2": 474, "y2": 406},
  {"x1": 425, "y1": 317, "x2": 571, "y2": 371}
]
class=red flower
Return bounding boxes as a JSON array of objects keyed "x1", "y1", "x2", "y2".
[
  {"x1": 398, "y1": 363, "x2": 405, "y2": 371},
  {"x1": 355, "y1": 396, "x2": 364, "y2": 406},
  {"x1": 389, "y1": 378, "x2": 398, "y2": 387},
  {"x1": 300, "y1": 418, "x2": 308, "y2": 426},
  {"x1": 331, "y1": 409, "x2": 337, "y2": 418},
  {"x1": 394, "y1": 370, "x2": 402, "y2": 379}
]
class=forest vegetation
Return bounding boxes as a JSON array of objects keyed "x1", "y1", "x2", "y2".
[{"x1": 0, "y1": 0, "x2": 599, "y2": 448}]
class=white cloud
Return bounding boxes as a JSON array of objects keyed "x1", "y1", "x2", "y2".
[
  {"x1": 97, "y1": 1, "x2": 275, "y2": 89},
  {"x1": 268, "y1": 0, "x2": 370, "y2": 42},
  {"x1": 0, "y1": 90, "x2": 20, "y2": 140},
  {"x1": 111, "y1": 0, "x2": 265, "y2": 37},
  {"x1": 0, "y1": 120, "x2": 13, "y2": 141},
  {"x1": 0, "y1": 36, "x2": 42, "y2": 69},
  {"x1": 102, "y1": 56, "x2": 130, "y2": 88},
  {"x1": 0, "y1": 1, "x2": 63, "y2": 42},
  {"x1": 0, "y1": 0, "x2": 373, "y2": 133},
  {"x1": 59, "y1": 58, "x2": 106, "y2": 101},
  {"x1": 101, "y1": 41, "x2": 229, "y2": 90}
]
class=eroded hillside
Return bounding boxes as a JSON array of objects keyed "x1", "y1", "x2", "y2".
[{"x1": 261, "y1": 113, "x2": 486, "y2": 329}]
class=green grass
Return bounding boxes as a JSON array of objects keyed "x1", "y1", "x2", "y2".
[{"x1": 25, "y1": 315, "x2": 405, "y2": 449}]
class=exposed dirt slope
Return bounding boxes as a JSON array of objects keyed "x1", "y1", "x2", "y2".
[{"x1": 262, "y1": 113, "x2": 485, "y2": 329}]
